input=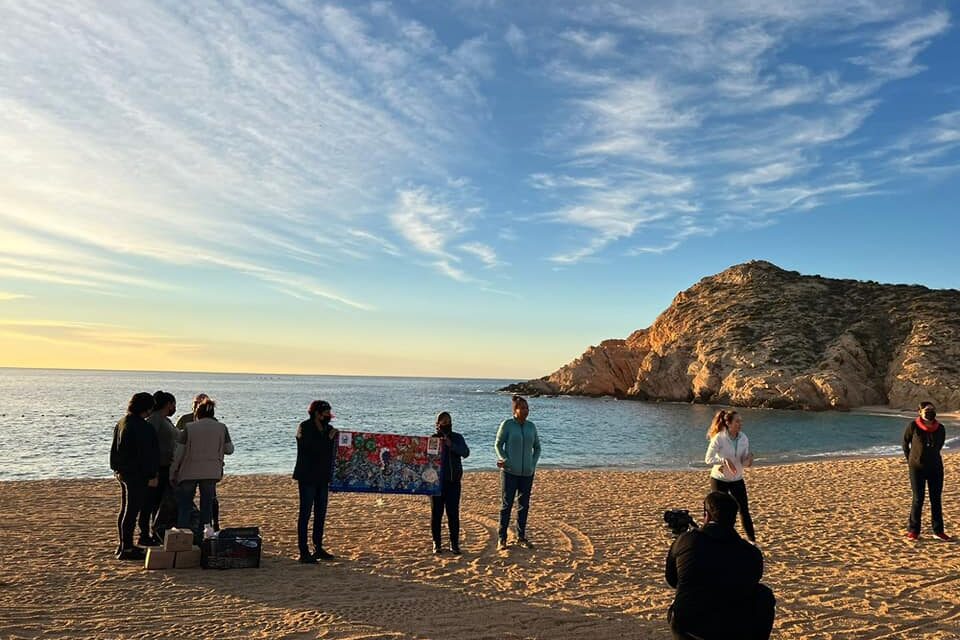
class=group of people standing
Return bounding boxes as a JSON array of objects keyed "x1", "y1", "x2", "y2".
[
  {"x1": 112, "y1": 388, "x2": 950, "y2": 639},
  {"x1": 666, "y1": 401, "x2": 952, "y2": 640},
  {"x1": 292, "y1": 394, "x2": 541, "y2": 563},
  {"x1": 110, "y1": 391, "x2": 233, "y2": 560},
  {"x1": 112, "y1": 391, "x2": 544, "y2": 565}
]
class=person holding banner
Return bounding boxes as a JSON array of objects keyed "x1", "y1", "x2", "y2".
[
  {"x1": 293, "y1": 400, "x2": 339, "y2": 563},
  {"x1": 431, "y1": 411, "x2": 470, "y2": 554}
]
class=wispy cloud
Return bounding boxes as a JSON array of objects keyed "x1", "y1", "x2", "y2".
[
  {"x1": 0, "y1": 319, "x2": 202, "y2": 353},
  {"x1": 627, "y1": 241, "x2": 681, "y2": 256},
  {"x1": 390, "y1": 186, "x2": 499, "y2": 281},
  {"x1": 0, "y1": 2, "x2": 492, "y2": 303},
  {"x1": 561, "y1": 30, "x2": 619, "y2": 58},
  {"x1": 931, "y1": 111, "x2": 960, "y2": 144},
  {"x1": 866, "y1": 10, "x2": 952, "y2": 78},
  {"x1": 505, "y1": 23, "x2": 527, "y2": 58},
  {"x1": 0, "y1": 0, "x2": 955, "y2": 292},
  {"x1": 528, "y1": 2, "x2": 953, "y2": 262},
  {"x1": 391, "y1": 188, "x2": 469, "y2": 258},
  {"x1": 345, "y1": 229, "x2": 404, "y2": 257},
  {"x1": 460, "y1": 242, "x2": 502, "y2": 268},
  {"x1": 0, "y1": 292, "x2": 28, "y2": 302}
]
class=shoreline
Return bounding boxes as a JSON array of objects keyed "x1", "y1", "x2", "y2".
[{"x1": 6, "y1": 442, "x2": 960, "y2": 484}]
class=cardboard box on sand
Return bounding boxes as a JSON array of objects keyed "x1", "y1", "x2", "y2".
[{"x1": 143, "y1": 529, "x2": 199, "y2": 570}]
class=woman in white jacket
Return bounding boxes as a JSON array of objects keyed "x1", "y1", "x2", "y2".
[{"x1": 704, "y1": 409, "x2": 756, "y2": 542}]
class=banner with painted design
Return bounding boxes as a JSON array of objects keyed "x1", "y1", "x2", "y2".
[{"x1": 329, "y1": 431, "x2": 443, "y2": 495}]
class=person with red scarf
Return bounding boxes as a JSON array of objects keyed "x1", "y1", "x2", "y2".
[{"x1": 903, "y1": 402, "x2": 951, "y2": 541}]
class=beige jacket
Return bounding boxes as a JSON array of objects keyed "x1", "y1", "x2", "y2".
[{"x1": 172, "y1": 417, "x2": 234, "y2": 482}]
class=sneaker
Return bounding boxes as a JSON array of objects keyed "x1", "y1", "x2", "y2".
[
  {"x1": 298, "y1": 553, "x2": 318, "y2": 564},
  {"x1": 906, "y1": 531, "x2": 919, "y2": 542},
  {"x1": 136, "y1": 534, "x2": 161, "y2": 547},
  {"x1": 933, "y1": 532, "x2": 953, "y2": 542},
  {"x1": 450, "y1": 544, "x2": 462, "y2": 555},
  {"x1": 116, "y1": 547, "x2": 146, "y2": 561},
  {"x1": 432, "y1": 542, "x2": 443, "y2": 554},
  {"x1": 516, "y1": 538, "x2": 534, "y2": 549},
  {"x1": 314, "y1": 548, "x2": 335, "y2": 561},
  {"x1": 496, "y1": 538, "x2": 508, "y2": 551}
]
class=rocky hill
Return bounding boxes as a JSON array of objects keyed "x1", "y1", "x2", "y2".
[{"x1": 504, "y1": 261, "x2": 960, "y2": 410}]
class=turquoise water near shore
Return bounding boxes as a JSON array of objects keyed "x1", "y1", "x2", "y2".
[{"x1": 1, "y1": 368, "x2": 954, "y2": 481}]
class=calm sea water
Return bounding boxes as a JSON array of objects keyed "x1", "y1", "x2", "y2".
[{"x1": 0, "y1": 368, "x2": 954, "y2": 481}]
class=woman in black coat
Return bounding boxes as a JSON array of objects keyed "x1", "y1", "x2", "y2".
[
  {"x1": 431, "y1": 411, "x2": 470, "y2": 554},
  {"x1": 903, "y1": 401, "x2": 951, "y2": 541},
  {"x1": 293, "y1": 400, "x2": 338, "y2": 563}
]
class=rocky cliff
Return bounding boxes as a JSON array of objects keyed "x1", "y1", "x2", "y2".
[{"x1": 505, "y1": 261, "x2": 960, "y2": 410}]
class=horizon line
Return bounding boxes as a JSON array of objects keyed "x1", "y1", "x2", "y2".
[{"x1": 0, "y1": 364, "x2": 520, "y2": 382}]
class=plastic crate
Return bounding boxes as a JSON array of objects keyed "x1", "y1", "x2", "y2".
[{"x1": 201, "y1": 527, "x2": 262, "y2": 569}]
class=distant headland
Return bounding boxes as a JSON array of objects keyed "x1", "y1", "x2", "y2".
[{"x1": 503, "y1": 261, "x2": 960, "y2": 411}]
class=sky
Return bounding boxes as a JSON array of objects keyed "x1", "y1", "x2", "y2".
[{"x1": 0, "y1": 1, "x2": 958, "y2": 379}]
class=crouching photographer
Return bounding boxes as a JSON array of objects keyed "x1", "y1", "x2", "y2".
[{"x1": 665, "y1": 491, "x2": 775, "y2": 640}]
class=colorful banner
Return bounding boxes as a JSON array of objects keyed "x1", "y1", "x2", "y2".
[{"x1": 329, "y1": 431, "x2": 443, "y2": 495}]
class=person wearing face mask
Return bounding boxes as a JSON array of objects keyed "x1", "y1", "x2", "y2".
[
  {"x1": 293, "y1": 400, "x2": 339, "y2": 563},
  {"x1": 146, "y1": 390, "x2": 178, "y2": 543},
  {"x1": 431, "y1": 411, "x2": 470, "y2": 554},
  {"x1": 903, "y1": 401, "x2": 952, "y2": 542},
  {"x1": 495, "y1": 395, "x2": 541, "y2": 550},
  {"x1": 110, "y1": 392, "x2": 160, "y2": 560},
  {"x1": 704, "y1": 409, "x2": 756, "y2": 543}
]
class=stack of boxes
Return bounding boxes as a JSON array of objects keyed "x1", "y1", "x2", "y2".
[{"x1": 144, "y1": 528, "x2": 201, "y2": 570}]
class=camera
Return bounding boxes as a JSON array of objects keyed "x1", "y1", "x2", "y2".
[{"x1": 663, "y1": 509, "x2": 697, "y2": 537}]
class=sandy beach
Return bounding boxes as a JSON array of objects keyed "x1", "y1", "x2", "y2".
[{"x1": 1, "y1": 453, "x2": 958, "y2": 639}]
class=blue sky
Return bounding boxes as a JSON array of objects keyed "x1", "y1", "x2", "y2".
[{"x1": 0, "y1": 1, "x2": 958, "y2": 378}]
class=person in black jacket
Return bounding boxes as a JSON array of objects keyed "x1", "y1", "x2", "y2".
[
  {"x1": 665, "y1": 491, "x2": 775, "y2": 640},
  {"x1": 109, "y1": 392, "x2": 161, "y2": 560},
  {"x1": 431, "y1": 411, "x2": 470, "y2": 554},
  {"x1": 903, "y1": 401, "x2": 951, "y2": 542},
  {"x1": 293, "y1": 400, "x2": 339, "y2": 563}
]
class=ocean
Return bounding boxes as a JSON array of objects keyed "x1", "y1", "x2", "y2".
[{"x1": 0, "y1": 368, "x2": 952, "y2": 481}]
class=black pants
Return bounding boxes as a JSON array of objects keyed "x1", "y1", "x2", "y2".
[
  {"x1": 297, "y1": 481, "x2": 330, "y2": 556},
  {"x1": 669, "y1": 583, "x2": 775, "y2": 640},
  {"x1": 710, "y1": 477, "x2": 756, "y2": 542},
  {"x1": 909, "y1": 465, "x2": 945, "y2": 534},
  {"x1": 116, "y1": 476, "x2": 149, "y2": 549},
  {"x1": 431, "y1": 481, "x2": 462, "y2": 546},
  {"x1": 145, "y1": 465, "x2": 170, "y2": 536}
]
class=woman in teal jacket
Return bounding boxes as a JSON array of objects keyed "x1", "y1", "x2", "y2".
[{"x1": 494, "y1": 395, "x2": 541, "y2": 550}]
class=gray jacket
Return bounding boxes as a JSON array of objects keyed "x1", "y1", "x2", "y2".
[{"x1": 172, "y1": 417, "x2": 234, "y2": 482}]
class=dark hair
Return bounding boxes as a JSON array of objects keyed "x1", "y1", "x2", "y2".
[
  {"x1": 308, "y1": 400, "x2": 332, "y2": 419},
  {"x1": 152, "y1": 390, "x2": 175, "y2": 410},
  {"x1": 195, "y1": 398, "x2": 216, "y2": 419},
  {"x1": 128, "y1": 392, "x2": 155, "y2": 416},
  {"x1": 436, "y1": 411, "x2": 452, "y2": 425},
  {"x1": 919, "y1": 401, "x2": 935, "y2": 410},
  {"x1": 704, "y1": 491, "x2": 739, "y2": 527},
  {"x1": 512, "y1": 395, "x2": 528, "y2": 409}
]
